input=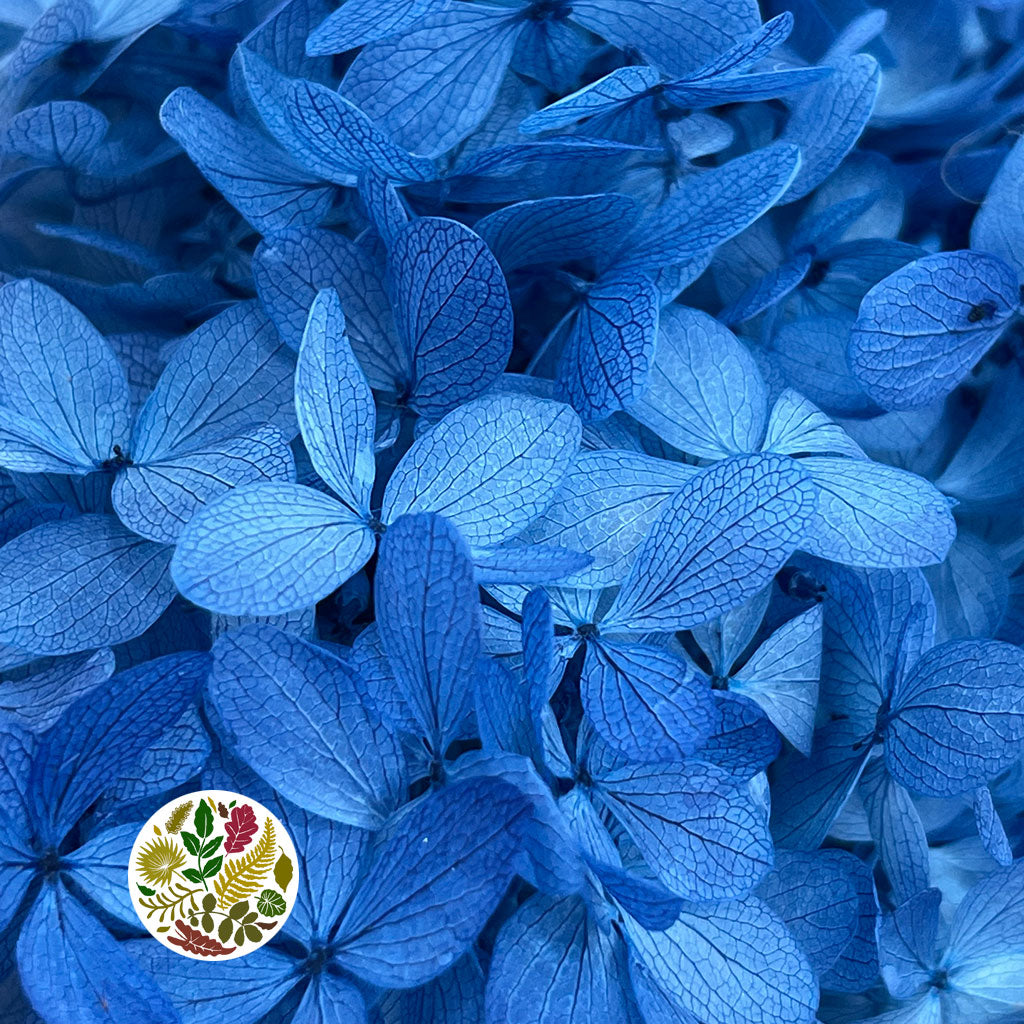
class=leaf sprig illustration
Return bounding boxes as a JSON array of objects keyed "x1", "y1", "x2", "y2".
[
  {"x1": 213, "y1": 817, "x2": 276, "y2": 908},
  {"x1": 137, "y1": 882, "x2": 203, "y2": 923},
  {"x1": 179, "y1": 800, "x2": 223, "y2": 891}
]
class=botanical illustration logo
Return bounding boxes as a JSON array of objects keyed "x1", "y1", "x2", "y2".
[{"x1": 129, "y1": 790, "x2": 298, "y2": 960}]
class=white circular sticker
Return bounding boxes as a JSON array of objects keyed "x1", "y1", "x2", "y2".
[{"x1": 129, "y1": 790, "x2": 298, "y2": 960}]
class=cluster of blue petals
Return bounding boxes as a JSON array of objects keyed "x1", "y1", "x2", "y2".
[{"x1": 2, "y1": 1, "x2": 1024, "y2": 1023}]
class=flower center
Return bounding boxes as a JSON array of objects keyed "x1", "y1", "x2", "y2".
[{"x1": 525, "y1": 0, "x2": 573, "y2": 21}]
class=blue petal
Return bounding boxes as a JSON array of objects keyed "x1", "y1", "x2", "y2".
[
  {"x1": 555, "y1": 270, "x2": 659, "y2": 421},
  {"x1": 486, "y1": 893, "x2": 632, "y2": 1024},
  {"x1": 591, "y1": 759, "x2": 773, "y2": 900},
  {"x1": 0, "y1": 648, "x2": 113, "y2": 733},
  {"x1": 623, "y1": 896, "x2": 818, "y2": 1024},
  {"x1": 729, "y1": 604, "x2": 822, "y2": 755},
  {"x1": 375, "y1": 513, "x2": 482, "y2": 753},
  {"x1": 877, "y1": 888, "x2": 941, "y2": 999},
  {"x1": 611, "y1": 143, "x2": 801, "y2": 275},
  {"x1": 943, "y1": 862, "x2": 1024, "y2": 1005},
  {"x1": 803, "y1": 457, "x2": 956, "y2": 569},
  {"x1": 306, "y1": 0, "x2": 443, "y2": 56},
  {"x1": 476, "y1": 193, "x2": 641, "y2": 273},
  {"x1": 2, "y1": 101, "x2": 108, "y2": 170},
  {"x1": 0, "y1": 515, "x2": 175, "y2": 657},
  {"x1": 973, "y1": 786, "x2": 1013, "y2": 868},
  {"x1": 296, "y1": 289, "x2": 376, "y2": 513},
  {"x1": 755, "y1": 849, "x2": 860, "y2": 975},
  {"x1": 568, "y1": 0, "x2": 761, "y2": 77},
  {"x1": 885, "y1": 639, "x2": 1024, "y2": 798},
  {"x1": 128, "y1": 940, "x2": 298, "y2": 1024},
  {"x1": 780, "y1": 54, "x2": 880, "y2": 202},
  {"x1": 516, "y1": 449, "x2": 697, "y2": 590},
  {"x1": 16, "y1": 882, "x2": 178, "y2": 1024},
  {"x1": 208, "y1": 623, "x2": 404, "y2": 827},
  {"x1": 581, "y1": 639, "x2": 718, "y2": 762},
  {"x1": 520, "y1": 66, "x2": 660, "y2": 135},
  {"x1": 129, "y1": 301, "x2": 297, "y2": 465},
  {"x1": 171, "y1": 482, "x2": 373, "y2": 616},
  {"x1": 971, "y1": 134, "x2": 1024, "y2": 283},
  {"x1": 630, "y1": 305, "x2": 769, "y2": 459},
  {"x1": 849, "y1": 249, "x2": 1019, "y2": 411},
  {"x1": 332, "y1": 776, "x2": 534, "y2": 987},
  {"x1": 341, "y1": 7, "x2": 522, "y2": 157},
  {"x1": 159, "y1": 87, "x2": 334, "y2": 233},
  {"x1": 860, "y1": 761, "x2": 930, "y2": 905},
  {"x1": 27, "y1": 651, "x2": 206, "y2": 842},
  {"x1": 603, "y1": 454, "x2": 816, "y2": 633},
  {"x1": 0, "y1": 279, "x2": 130, "y2": 475},
  {"x1": 252, "y1": 228, "x2": 404, "y2": 385},
  {"x1": 382, "y1": 394, "x2": 580, "y2": 546},
  {"x1": 112, "y1": 426, "x2": 295, "y2": 545},
  {"x1": 241, "y1": 49, "x2": 436, "y2": 185},
  {"x1": 387, "y1": 217, "x2": 512, "y2": 418}
]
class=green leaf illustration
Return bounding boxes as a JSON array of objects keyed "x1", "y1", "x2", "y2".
[
  {"x1": 273, "y1": 852, "x2": 293, "y2": 891},
  {"x1": 180, "y1": 832, "x2": 200, "y2": 856},
  {"x1": 200, "y1": 836, "x2": 223, "y2": 858},
  {"x1": 182, "y1": 868, "x2": 203, "y2": 884},
  {"x1": 137, "y1": 884, "x2": 156, "y2": 897},
  {"x1": 256, "y1": 890, "x2": 287, "y2": 917},
  {"x1": 202, "y1": 855, "x2": 224, "y2": 879},
  {"x1": 194, "y1": 800, "x2": 214, "y2": 839}
]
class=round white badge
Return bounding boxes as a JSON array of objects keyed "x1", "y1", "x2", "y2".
[{"x1": 129, "y1": 790, "x2": 298, "y2": 960}]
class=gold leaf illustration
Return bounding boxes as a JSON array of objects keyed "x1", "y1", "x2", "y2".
[
  {"x1": 165, "y1": 799, "x2": 193, "y2": 834},
  {"x1": 213, "y1": 818, "x2": 276, "y2": 909},
  {"x1": 136, "y1": 836, "x2": 187, "y2": 887},
  {"x1": 273, "y1": 851, "x2": 293, "y2": 891}
]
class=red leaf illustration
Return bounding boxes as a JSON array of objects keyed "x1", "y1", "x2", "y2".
[
  {"x1": 167, "y1": 920, "x2": 236, "y2": 957},
  {"x1": 224, "y1": 804, "x2": 258, "y2": 852}
]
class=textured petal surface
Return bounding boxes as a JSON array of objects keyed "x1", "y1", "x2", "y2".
[
  {"x1": 0, "y1": 514, "x2": 175, "y2": 657},
  {"x1": 604, "y1": 454, "x2": 816, "y2": 633},
  {"x1": 850, "y1": 250, "x2": 1019, "y2": 410},
  {"x1": 171, "y1": 482, "x2": 373, "y2": 615},
  {"x1": 208, "y1": 624, "x2": 404, "y2": 827}
]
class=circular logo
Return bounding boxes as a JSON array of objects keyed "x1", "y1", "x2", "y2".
[{"x1": 129, "y1": 790, "x2": 298, "y2": 960}]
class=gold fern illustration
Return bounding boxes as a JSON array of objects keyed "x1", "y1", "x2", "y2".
[{"x1": 213, "y1": 817, "x2": 276, "y2": 908}]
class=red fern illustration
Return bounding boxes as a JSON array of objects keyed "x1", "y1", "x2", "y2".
[
  {"x1": 224, "y1": 804, "x2": 258, "y2": 852},
  {"x1": 168, "y1": 920, "x2": 236, "y2": 957}
]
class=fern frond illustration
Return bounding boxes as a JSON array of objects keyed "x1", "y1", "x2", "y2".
[
  {"x1": 213, "y1": 817, "x2": 276, "y2": 908},
  {"x1": 137, "y1": 882, "x2": 202, "y2": 923},
  {"x1": 165, "y1": 800, "x2": 193, "y2": 834},
  {"x1": 136, "y1": 836, "x2": 188, "y2": 886}
]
